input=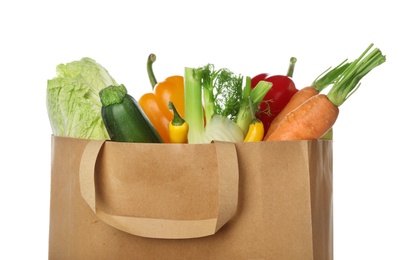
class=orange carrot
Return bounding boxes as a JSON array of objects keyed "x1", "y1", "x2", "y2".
[
  {"x1": 266, "y1": 94, "x2": 339, "y2": 141},
  {"x1": 264, "y1": 60, "x2": 350, "y2": 138},
  {"x1": 265, "y1": 43, "x2": 386, "y2": 141},
  {"x1": 264, "y1": 86, "x2": 321, "y2": 138}
]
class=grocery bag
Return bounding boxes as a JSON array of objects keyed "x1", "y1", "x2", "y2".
[{"x1": 48, "y1": 135, "x2": 333, "y2": 259}]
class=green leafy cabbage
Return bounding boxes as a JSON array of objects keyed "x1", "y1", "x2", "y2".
[{"x1": 47, "y1": 57, "x2": 118, "y2": 140}]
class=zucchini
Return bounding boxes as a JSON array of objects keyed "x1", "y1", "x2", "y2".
[{"x1": 99, "y1": 84, "x2": 163, "y2": 143}]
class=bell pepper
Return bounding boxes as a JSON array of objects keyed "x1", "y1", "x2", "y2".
[
  {"x1": 251, "y1": 57, "x2": 298, "y2": 135},
  {"x1": 138, "y1": 54, "x2": 185, "y2": 143}
]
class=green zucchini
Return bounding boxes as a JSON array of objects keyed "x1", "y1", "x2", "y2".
[{"x1": 99, "y1": 84, "x2": 163, "y2": 143}]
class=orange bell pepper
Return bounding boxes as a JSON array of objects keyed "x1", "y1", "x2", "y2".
[{"x1": 138, "y1": 54, "x2": 184, "y2": 143}]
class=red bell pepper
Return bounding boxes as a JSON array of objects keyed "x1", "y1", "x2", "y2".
[{"x1": 251, "y1": 57, "x2": 298, "y2": 135}]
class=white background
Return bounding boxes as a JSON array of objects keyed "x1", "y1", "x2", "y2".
[{"x1": 1, "y1": 0, "x2": 402, "y2": 259}]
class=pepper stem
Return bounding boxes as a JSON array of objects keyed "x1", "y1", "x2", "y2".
[
  {"x1": 168, "y1": 101, "x2": 185, "y2": 126},
  {"x1": 248, "y1": 96, "x2": 258, "y2": 122},
  {"x1": 147, "y1": 53, "x2": 158, "y2": 90},
  {"x1": 286, "y1": 57, "x2": 297, "y2": 78}
]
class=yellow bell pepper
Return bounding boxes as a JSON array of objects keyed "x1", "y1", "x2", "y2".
[{"x1": 138, "y1": 54, "x2": 184, "y2": 143}]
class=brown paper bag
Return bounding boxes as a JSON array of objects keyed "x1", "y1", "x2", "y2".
[{"x1": 49, "y1": 136, "x2": 333, "y2": 260}]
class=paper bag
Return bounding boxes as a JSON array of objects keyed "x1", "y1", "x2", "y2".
[{"x1": 49, "y1": 136, "x2": 333, "y2": 260}]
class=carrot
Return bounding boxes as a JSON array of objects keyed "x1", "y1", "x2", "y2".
[
  {"x1": 266, "y1": 94, "x2": 339, "y2": 140},
  {"x1": 265, "y1": 43, "x2": 386, "y2": 141},
  {"x1": 264, "y1": 60, "x2": 350, "y2": 138},
  {"x1": 265, "y1": 87, "x2": 323, "y2": 138}
]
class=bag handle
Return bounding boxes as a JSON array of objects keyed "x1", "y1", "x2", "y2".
[{"x1": 79, "y1": 140, "x2": 239, "y2": 239}]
